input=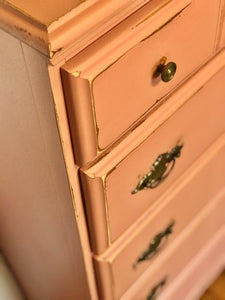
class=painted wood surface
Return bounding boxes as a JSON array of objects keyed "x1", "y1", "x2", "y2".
[
  {"x1": 62, "y1": 0, "x2": 221, "y2": 164},
  {"x1": 156, "y1": 213, "x2": 225, "y2": 300},
  {"x1": 3, "y1": 0, "x2": 89, "y2": 24},
  {"x1": 0, "y1": 29, "x2": 93, "y2": 300},
  {"x1": 0, "y1": 0, "x2": 178, "y2": 60},
  {"x1": 122, "y1": 188, "x2": 225, "y2": 300},
  {"x1": 80, "y1": 57, "x2": 225, "y2": 255},
  {"x1": 200, "y1": 270, "x2": 225, "y2": 300},
  {"x1": 0, "y1": 0, "x2": 225, "y2": 299},
  {"x1": 61, "y1": 0, "x2": 193, "y2": 165},
  {"x1": 94, "y1": 133, "x2": 225, "y2": 300}
]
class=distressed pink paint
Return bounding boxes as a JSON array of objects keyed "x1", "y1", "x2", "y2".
[{"x1": 0, "y1": 0, "x2": 225, "y2": 299}]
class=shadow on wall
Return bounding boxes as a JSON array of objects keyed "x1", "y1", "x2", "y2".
[{"x1": 0, "y1": 253, "x2": 26, "y2": 300}]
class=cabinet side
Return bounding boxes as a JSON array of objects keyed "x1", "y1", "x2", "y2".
[{"x1": 0, "y1": 29, "x2": 95, "y2": 300}]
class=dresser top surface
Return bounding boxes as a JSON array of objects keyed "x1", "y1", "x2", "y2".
[
  {"x1": 0, "y1": 0, "x2": 155, "y2": 60},
  {"x1": 0, "y1": 0, "x2": 192, "y2": 63},
  {"x1": 1, "y1": 0, "x2": 87, "y2": 25}
]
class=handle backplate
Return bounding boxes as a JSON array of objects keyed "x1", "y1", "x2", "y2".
[
  {"x1": 146, "y1": 277, "x2": 167, "y2": 300},
  {"x1": 133, "y1": 221, "x2": 175, "y2": 268},
  {"x1": 131, "y1": 144, "x2": 183, "y2": 194}
]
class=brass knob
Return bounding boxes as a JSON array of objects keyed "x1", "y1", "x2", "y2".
[
  {"x1": 154, "y1": 57, "x2": 177, "y2": 82},
  {"x1": 161, "y1": 62, "x2": 177, "y2": 82}
]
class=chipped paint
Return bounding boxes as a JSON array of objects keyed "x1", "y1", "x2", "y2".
[
  {"x1": 134, "y1": 0, "x2": 173, "y2": 28},
  {"x1": 48, "y1": 43, "x2": 63, "y2": 59},
  {"x1": 73, "y1": 70, "x2": 81, "y2": 77},
  {"x1": 14, "y1": 25, "x2": 31, "y2": 35},
  {"x1": 140, "y1": 4, "x2": 191, "y2": 43}
]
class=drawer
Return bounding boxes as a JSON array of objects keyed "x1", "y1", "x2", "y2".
[
  {"x1": 121, "y1": 187, "x2": 225, "y2": 300},
  {"x1": 94, "y1": 134, "x2": 225, "y2": 300},
  {"x1": 160, "y1": 225, "x2": 225, "y2": 300},
  {"x1": 80, "y1": 64, "x2": 225, "y2": 254},
  {"x1": 62, "y1": 0, "x2": 221, "y2": 165}
]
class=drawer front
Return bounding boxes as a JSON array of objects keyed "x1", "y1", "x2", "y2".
[
  {"x1": 62, "y1": 0, "x2": 220, "y2": 164},
  {"x1": 81, "y1": 65, "x2": 225, "y2": 254},
  {"x1": 93, "y1": 134, "x2": 225, "y2": 300},
  {"x1": 161, "y1": 227, "x2": 225, "y2": 300},
  {"x1": 121, "y1": 189, "x2": 225, "y2": 300}
]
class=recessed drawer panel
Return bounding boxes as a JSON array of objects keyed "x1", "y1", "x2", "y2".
[
  {"x1": 80, "y1": 64, "x2": 225, "y2": 254},
  {"x1": 94, "y1": 135, "x2": 225, "y2": 300},
  {"x1": 62, "y1": 0, "x2": 220, "y2": 165}
]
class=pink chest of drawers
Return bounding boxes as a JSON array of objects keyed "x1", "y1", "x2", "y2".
[{"x1": 0, "y1": 0, "x2": 225, "y2": 299}]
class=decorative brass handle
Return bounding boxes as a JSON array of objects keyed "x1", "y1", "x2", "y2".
[
  {"x1": 133, "y1": 222, "x2": 175, "y2": 268},
  {"x1": 154, "y1": 56, "x2": 177, "y2": 82},
  {"x1": 146, "y1": 277, "x2": 167, "y2": 300},
  {"x1": 131, "y1": 144, "x2": 183, "y2": 194}
]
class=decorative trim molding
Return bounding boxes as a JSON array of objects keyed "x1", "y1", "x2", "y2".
[{"x1": 0, "y1": 0, "x2": 158, "y2": 61}]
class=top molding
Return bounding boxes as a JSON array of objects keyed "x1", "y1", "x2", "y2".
[{"x1": 0, "y1": 0, "x2": 156, "y2": 63}]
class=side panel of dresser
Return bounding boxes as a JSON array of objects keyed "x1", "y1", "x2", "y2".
[{"x1": 0, "y1": 29, "x2": 96, "y2": 300}]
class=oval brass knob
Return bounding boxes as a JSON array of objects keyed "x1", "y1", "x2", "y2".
[
  {"x1": 154, "y1": 57, "x2": 177, "y2": 82},
  {"x1": 161, "y1": 62, "x2": 177, "y2": 82}
]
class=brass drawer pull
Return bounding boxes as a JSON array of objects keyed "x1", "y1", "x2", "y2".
[
  {"x1": 154, "y1": 56, "x2": 177, "y2": 82},
  {"x1": 146, "y1": 277, "x2": 167, "y2": 300},
  {"x1": 131, "y1": 144, "x2": 183, "y2": 194},
  {"x1": 133, "y1": 222, "x2": 175, "y2": 268}
]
